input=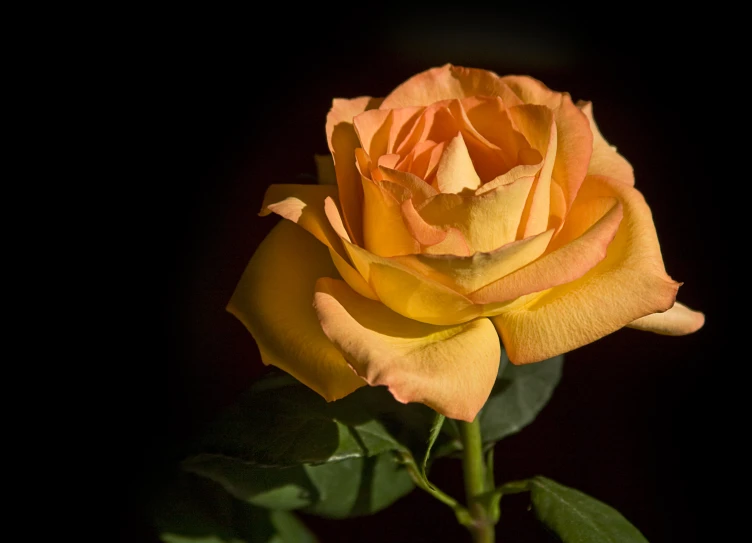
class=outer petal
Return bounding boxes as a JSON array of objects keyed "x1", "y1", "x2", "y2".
[
  {"x1": 261, "y1": 183, "x2": 377, "y2": 301},
  {"x1": 342, "y1": 238, "x2": 482, "y2": 325},
  {"x1": 500, "y1": 76, "x2": 592, "y2": 210},
  {"x1": 380, "y1": 64, "x2": 508, "y2": 110},
  {"x1": 491, "y1": 175, "x2": 681, "y2": 364},
  {"x1": 578, "y1": 101, "x2": 635, "y2": 186},
  {"x1": 227, "y1": 221, "x2": 366, "y2": 401},
  {"x1": 549, "y1": 94, "x2": 592, "y2": 211},
  {"x1": 470, "y1": 197, "x2": 623, "y2": 305},
  {"x1": 314, "y1": 278, "x2": 500, "y2": 421},
  {"x1": 627, "y1": 301, "x2": 705, "y2": 335},
  {"x1": 498, "y1": 75, "x2": 563, "y2": 109},
  {"x1": 261, "y1": 184, "x2": 343, "y2": 251},
  {"x1": 326, "y1": 96, "x2": 383, "y2": 245}
]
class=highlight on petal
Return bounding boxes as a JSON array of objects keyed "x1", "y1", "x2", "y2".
[
  {"x1": 434, "y1": 132, "x2": 482, "y2": 194},
  {"x1": 227, "y1": 221, "x2": 366, "y2": 401},
  {"x1": 326, "y1": 96, "x2": 383, "y2": 245},
  {"x1": 578, "y1": 101, "x2": 635, "y2": 186},
  {"x1": 380, "y1": 64, "x2": 508, "y2": 110},
  {"x1": 314, "y1": 278, "x2": 500, "y2": 421},
  {"x1": 491, "y1": 175, "x2": 681, "y2": 364},
  {"x1": 627, "y1": 301, "x2": 705, "y2": 335}
]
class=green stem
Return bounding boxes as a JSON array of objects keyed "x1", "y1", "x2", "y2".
[
  {"x1": 458, "y1": 418, "x2": 495, "y2": 543},
  {"x1": 399, "y1": 452, "x2": 473, "y2": 527}
]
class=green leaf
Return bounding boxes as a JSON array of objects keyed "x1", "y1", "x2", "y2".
[
  {"x1": 529, "y1": 476, "x2": 649, "y2": 543},
  {"x1": 421, "y1": 413, "x2": 445, "y2": 485},
  {"x1": 303, "y1": 453, "x2": 414, "y2": 518},
  {"x1": 183, "y1": 451, "x2": 414, "y2": 519},
  {"x1": 478, "y1": 350, "x2": 563, "y2": 446},
  {"x1": 268, "y1": 510, "x2": 319, "y2": 543},
  {"x1": 153, "y1": 469, "x2": 318, "y2": 543},
  {"x1": 188, "y1": 373, "x2": 407, "y2": 468},
  {"x1": 180, "y1": 372, "x2": 429, "y2": 518},
  {"x1": 182, "y1": 456, "x2": 316, "y2": 511}
]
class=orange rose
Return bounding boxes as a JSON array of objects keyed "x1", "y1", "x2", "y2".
[{"x1": 228, "y1": 64, "x2": 704, "y2": 421}]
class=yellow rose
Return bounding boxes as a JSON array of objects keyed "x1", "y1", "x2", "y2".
[{"x1": 228, "y1": 64, "x2": 704, "y2": 422}]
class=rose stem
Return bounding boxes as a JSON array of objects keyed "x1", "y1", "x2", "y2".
[{"x1": 458, "y1": 417, "x2": 495, "y2": 542}]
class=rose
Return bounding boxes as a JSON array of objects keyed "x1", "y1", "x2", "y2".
[{"x1": 228, "y1": 64, "x2": 704, "y2": 421}]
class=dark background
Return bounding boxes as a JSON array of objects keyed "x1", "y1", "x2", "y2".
[{"x1": 121, "y1": 8, "x2": 733, "y2": 542}]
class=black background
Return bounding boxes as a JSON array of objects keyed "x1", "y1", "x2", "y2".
[{"x1": 121, "y1": 7, "x2": 734, "y2": 542}]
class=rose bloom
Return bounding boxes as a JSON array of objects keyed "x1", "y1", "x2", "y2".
[{"x1": 228, "y1": 64, "x2": 704, "y2": 421}]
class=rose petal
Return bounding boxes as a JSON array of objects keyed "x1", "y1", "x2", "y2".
[
  {"x1": 378, "y1": 165, "x2": 438, "y2": 206},
  {"x1": 500, "y1": 77, "x2": 592, "y2": 211},
  {"x1": 323, "y1": 196, "x2": 378, "y2": 300},
  {"x1": 261, "y1": 184, "x2": 344, "y2": 251},
  {"x1": 342, "y1": 238, "x2": 482, "y2": 325},
  {"x1": 326, "y1": 96, "x2": 383, "y2": 245},
  {"x1": 380, "y1": 64, "x2": 509, "y2": 109},
  {"x1": 506, "y1": 104, "x2": 557, "y2": 237},
  {"x1": 418, "y1": 171, "x2": 536, "y2": 253},
  {"x1": 360, "y1": 172, "x2": 421, "y2": 257},
  {"x1": 578, "y1": 101, "x2": 635, "y2": 186},
  {"x1": 549, "y1": 94, "x2": 593, "y2": 211},
  {"x1": 498, "y1": 75, "x2": 563, "y2": 109},
  {"x1": 461, "y1": 96, "x2": 530, "y2": 172},
  {"x1": 393, "y1": 228, "x2": 554, "y2": 294},
  {"x1": 227, "y1": 221, "x2": 366, "y2": 401},
  {"x1": 470, "y1": 197, "x2": 623, "y2": 305},
  {"x1": 261, "y1": 183, "x2": 377, "y2": 300},
  {"x1": 408, "y1": 140, "x2": 447, "y2": 184},
  {"x1": 627, "y1": 301, "x2": 705, "y2": 335},
  {"x1": 434, "y1": 132, "x2": 482, "y2": 194},
  {"x1": 491, "y1": 175, "x2": 681, "y2": 364},
  {"x1": 422, "y1": 227, "x2": 473, "y2": 256},
  {"x1": 353, "y1": 108, "x2": 393, "y2": 164},
  {"x1": 314, "y1": 278, "x2": 500, "y2": 421},
  {"x1": 400, "y1": 198, "x2": 473, "y2": 256},
  {"x1": 445, "y1": 99, "x2": 517, "y2": 182}
]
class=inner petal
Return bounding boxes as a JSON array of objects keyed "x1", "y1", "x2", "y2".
[
  {"x1": 435, "y1": 133, "x2": 482, "y2": 194},
  {"x1": 417, "y1": 172, "x2": 536, "y2": 253}
]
